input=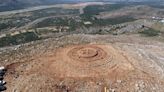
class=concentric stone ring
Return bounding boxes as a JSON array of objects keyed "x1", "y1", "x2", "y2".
[
  {"x1": 67, "y1": 45, "x2": 108, "y2": 62},
  {"x1": 43, "y1": 44, "x2": 135, "y2": 78},
  {"x1": 77, "y1": 47, "x2": 98, "y2": 58}
]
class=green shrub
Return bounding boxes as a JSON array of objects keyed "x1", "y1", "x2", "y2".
[{"x1": 139, "y1": 28, "x2": 160, "y2": 37}]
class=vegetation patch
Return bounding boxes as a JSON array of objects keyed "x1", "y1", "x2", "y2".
[
  {"x1": 83, "y1": 4, "x2": 126, "y2": 15},
  {"x1": 0, "y1": 32, "x2": 40, "y2": 47},
  {"x1": 0, "y1": 8, "x2": 79, "y2": 31},
  {"x1": 80, "y1": 15, "x2": 136, "y2": 26},
  {"x1": 139, "y1": 28, "x2": 160, "y2": 37},
  {"x1": 93, "y1": 16, "x2": 136, "y2": 26},
  {"x1": 34, "y1": 17, "x2": 81, "y2": 31}
]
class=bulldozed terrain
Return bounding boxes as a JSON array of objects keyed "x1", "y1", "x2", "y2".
[
  {"x1": 0, "y1": 34, "x2": 164, "y2": 92},
  {"x1": 0, "y1": 2, "x2": 164, "y2": 92}
]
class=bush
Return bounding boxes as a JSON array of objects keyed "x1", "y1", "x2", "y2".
[{"x1": 139, "y1": 28, "x2": 160, "y2": 37}]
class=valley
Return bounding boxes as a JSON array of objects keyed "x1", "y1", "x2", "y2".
[{"x1": 0, "y1": 1, "x2": 164, "y2": 92}]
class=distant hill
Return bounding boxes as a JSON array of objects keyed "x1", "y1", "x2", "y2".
[
  {"x1": 0, "y1": 0, "x2": 163, "y2": 12},
  {"x1": 0, "y1": 0, "x2": 64, "y2": 12}
]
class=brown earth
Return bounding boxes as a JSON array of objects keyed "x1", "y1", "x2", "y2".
[
  {"x1": 42, "y1": 44, "x2": 134, "y2": 78},
  {"x1": 1, "y1": 34, "x2": 164, "y2": 92}
]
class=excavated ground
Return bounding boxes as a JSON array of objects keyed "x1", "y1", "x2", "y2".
[
  {"x1": 1, "y1": 34, "x2": 164, "y2": 92},
  {"x1": 41, "y1": 44, "x2": 133, "y2": 78}
]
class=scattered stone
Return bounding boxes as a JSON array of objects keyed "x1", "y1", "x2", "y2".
[
  {"x1": 116, "y1": 80, "x2": 122, "y2": 83},
  {"x1": 96, "y1": 82, "x2": 102, "y2": 85},
  {"x1": 0, "y1": 67, "x2": 5, "y2": 71},
  {"x1": 135, "y1": 81, "x2": 145, "y2": 92},
  {"x1": 109, "y1": 88, "x2": 115, "y2": 92}
]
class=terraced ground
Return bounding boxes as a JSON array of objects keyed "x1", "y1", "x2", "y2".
[{"x1": 0, "y1": 34, "x2": 164, "y2": 92}]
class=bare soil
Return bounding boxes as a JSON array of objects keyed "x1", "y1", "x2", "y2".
[{"x1": 1, "y1": 34, "x2": 164, "y2": 92}]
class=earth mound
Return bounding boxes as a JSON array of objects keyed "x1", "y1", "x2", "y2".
[
  {"x1": 41, "y1": 44, "x2": 134, "y2": 78},
  {"x1": 2, "y1": 35, "x2": 164, "y2": 92}
]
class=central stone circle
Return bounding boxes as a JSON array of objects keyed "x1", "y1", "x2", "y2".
[
  {"x1": 68, "y1": 45, "x2": 107, "y2": 62},
  {"x1": 77, "y1": 47, "x2": 98, "y2": 58}
]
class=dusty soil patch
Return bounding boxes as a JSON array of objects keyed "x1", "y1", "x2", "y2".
[
  {"x1": 38, "y1": 44, "x2": 134, "y2": 78},
  {"x1": 2, "y1": 34, "x2": 164, "y2": 92}
]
